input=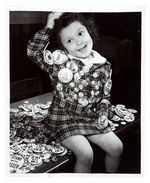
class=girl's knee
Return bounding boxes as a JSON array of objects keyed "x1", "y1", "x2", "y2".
[
  {"x1": 110, "y1": 140, "x2": 123, "y2": 157},
  {"x1": 76, "y1": 147, "x2": 94, "y2": 164}
]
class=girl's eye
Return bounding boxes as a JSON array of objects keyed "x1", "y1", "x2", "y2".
[
  {"x1": 79, "y1": 31, "x2": 84, "y2": 36},
  {"x1": 67, "y1": 39, "x2": 72, "y2": 43}
]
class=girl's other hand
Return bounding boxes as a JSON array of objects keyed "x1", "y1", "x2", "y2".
[{"x1": 97, "y1": 115, "x2": 109, "y2": 129}]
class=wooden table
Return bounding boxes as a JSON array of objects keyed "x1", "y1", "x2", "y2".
[{"x1": 10, "y1": 92, "x2": 140, "y2": 173}]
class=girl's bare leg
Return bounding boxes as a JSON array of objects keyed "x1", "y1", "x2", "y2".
[
  {"x1": 62, "y1": 135, "x2": 93, "y2": 173},
  {"x1": 87, "y1": 131, "x2": 123, "y2": 173}
]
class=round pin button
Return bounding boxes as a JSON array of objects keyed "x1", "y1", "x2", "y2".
[
  {"x1": 91, "y1": 80, "x2": 96, "y2": 85},
  {"x1": 93, "y1": 72, "x2": 98, "y2": 78},
  {"x1": 82, "y1": 65, "x2": 90, "y2": 73},
  {"x1": 58, "y1": 68, "x2": 73, "y2": 83},
  {"x1": 73, "y1": 93, "x2": 77, "y2": 99},
  {"x1": 91, "y1": 90, "x2": 95, "y2": 96},
  {"x1": 128, "y1": 109, "x2": 137, "y2": 113},
  {"x1": 95, "y1": 91, "x2": 99, "y2": 96},
  {"x1": 66, "y1": 60, "x2": 78, "y2": 73},
  {"x1": 74, "y1": 72, "x2": 81, "y2": 81},
  {"x1": 10, "y1": 154, "x2": 25, "y2": 169},
  {"x1": 41, "y1": 150, "x2": 51, "y2": 159},
  {"x1": 111, "y1": 115, "x2": 121, "y2": 121},
  {"x1": 59, "y1": 92, "x2": 64, "y2": 98},
  {"x1": 104, "y1": 79, "x2": 112, "y2": 95},
  {"x1": 10, "y1": 144, "x2": 21, "y2": 153},
  {"x1": 121, "y1": 121, "x2": 126, "y2": 125},
  {"x1": 53, "y1": 50, "x2": 68, "y2": 65},
  {"x1": 69, "y1": 82, "x2": 75, "y2": 88},
  {"x1": 50, "y1": 145, "x2": 65, "y2": 154},
  {"x1": 82, "y1": 80, "x2": 88, "y2": 86},
  {"x1": 78, "y1": 84, "x2": 84, "y2": 90},
  {"x1": 74, "y1": 87, "x2": 79, "y2": 93},
  {"x1": 51, "y1": 156, "x2": 58, "y2": 162},
  {"x1": 28, "y1": 154, "x2": 42, "y2": 165},
  {"x1": 124, "y1": 113, "x2": 135, "y2": 122},
  {"x1": 95, "y1": 85, "x2": 99, "y2": 90},
  {"x1": 56, "y1": 83, "x2": 63, "y2": 91},
  {"x1": 79, "y1": 70, "x2": 84, "y2": 76},
  {"x1": 78, "y1": 92, "x2": 84, "y2": 98},
  {"x1": 43, "y1": 50, "x2": 54, "y2": 65},
  {"x1": 78, "y1": 98, "x2": 89, "y2": 107},
  {"x1": 32, "y1": 144, "x2": 45, "y2": 153}
]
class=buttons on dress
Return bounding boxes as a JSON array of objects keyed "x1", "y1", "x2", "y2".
[
  {"x1": 95, "y1": 91, "x2": 100, "y2": 96},
  {"x1": 74, "y1": 73, "x2": 81, "y2": 82},
  {"x1": 91, "y1": 80, "x2": 96, "y2": 85},
  {"x1": 53, "y1": 50, "x2": 68, "y2": 65},
  {"x1": 78, "y1": 84, "x2": 84, "y2": 90},
  {"x1": 66, "y1": 60, "x2": 78, "y2": 73},
  {"x1": 74, "y1": 87, "x2": 79, "y2": 93},
  {"x1": 58, "y1": 68, "x2": 73, "y2": 83},
  {"x1": 88, "y1": 98, "x2": 93, "y2": 104},
  {"x1": 69, "y1": 82, "x2": 75, "y2": 88},
  {"x1": 95, "y1": 85, "x2": 99, "y2": 90},
  {"x1": 56, "y1": 83, "x2": 63, "y2": 91},
  {"x1": 78, "y1": 98, "x2": 89, "y2": 107},
  {"x1": 91, "y1": 90, "x2": 95, "y2": 96},
  {"x1": 82, "y1": 80, "x2": 88, "y2": 87},
  {"x1": 93, "y1": 72, "x2": 99, "y2": 78},
  {"x1": 104, "y1": 79, "x2": 112, "y2": 95},
  {"x1": 73, "y1": 93, "x2": 78, "y2": 100},
  {"x1": 78, "y1": 92, "x2": 84, "y2": 98},
  {"x1": 82, "y1": 65, "x2": 90, "y2": 73},
  {"x1": 43, "y1": 50, "x2": 54, "y2": 65},
  {"x1": 59, "y1": 92, "x2": 64, "y2": 98},
  {"x1": 79, "y1": 70, "x2": 84, "y2": 76}
]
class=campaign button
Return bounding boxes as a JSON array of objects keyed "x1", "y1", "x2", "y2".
[
  {"x1": 66, "y1": 60, "x2": 78, "y2": 73},
  {"x1": 43, "y1": 50, "x2": 54, "y2": 65},
  {"x1": 104, "y1": 79, "x2": 112, "y2": 95},
  {"x1": 58, "y1": 68, "x2": 73, "y2": 83}
]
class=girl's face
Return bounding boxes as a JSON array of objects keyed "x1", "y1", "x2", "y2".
[{"x1": 59, "y1": 21, "x2": 93, "y2": 58}]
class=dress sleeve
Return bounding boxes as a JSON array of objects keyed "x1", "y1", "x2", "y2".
[{"x1": 27, "y1": 27, "x2": 53, "y2": 73}]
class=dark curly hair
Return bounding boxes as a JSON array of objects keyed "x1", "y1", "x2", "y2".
[{"x1": 49, "y1": 12, "x2": 98, "y2": 51}]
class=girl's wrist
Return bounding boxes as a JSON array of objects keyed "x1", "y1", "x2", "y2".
[
  {"x1": 99, "y1": 110, "x2": 108, "y2": 117},
  {"x1": 98, "y1": 102, "x2": 109, "y2": 117},
  {"x1": 46, "y1": 12, "x2": 63, "y2": 29},
  {"x1": 45, "y1": 23, "x2": 54, "y2": 29}
]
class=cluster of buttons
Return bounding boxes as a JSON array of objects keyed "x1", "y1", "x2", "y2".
[
  {"x1": 10, "y1": 101, "x2": 52, "y2": 144},
  {"x1": 43, "y1": 49, "x2": 112, "y2": 108},
  {"x1": 9, "y1": 141, "x2": 68, "y2": 173},
  {"x1": 55, "y1": 59, "x2": 107, "y2": 107},
  {"x1": 109, "y1": 104, "x2": 137, "y2": 131}
]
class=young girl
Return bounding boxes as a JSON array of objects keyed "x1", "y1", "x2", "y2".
[{"x1": 27, "y1": 12, "x2": 123, "y2": 173}]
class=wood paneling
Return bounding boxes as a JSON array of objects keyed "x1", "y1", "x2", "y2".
[{"x1": 10, "y1": 11, "x2": 49, "y2": 24}]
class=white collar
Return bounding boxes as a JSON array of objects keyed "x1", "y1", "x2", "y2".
[{"x1": 67, "y1": 50, "x2": 106, "y2": 65}]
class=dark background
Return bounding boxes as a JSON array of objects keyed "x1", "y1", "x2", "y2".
[
  {"x1": 10, "y1": 11, "x2": 141, "y2": 108},
  {"x1": 10, "y1": 11, "x2": 141, "y2": 173}
]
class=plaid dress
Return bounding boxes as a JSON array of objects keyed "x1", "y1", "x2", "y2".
[{"x1": 27, "y1": 28, "x2": 112, "y2": 143}]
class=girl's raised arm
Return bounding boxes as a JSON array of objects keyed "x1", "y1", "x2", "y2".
[
  {"x1": 27, "y1": 27, "x2": 54, "y2": 73},
  {"x1": 27, "y1": 12, "x2": 63, "y2": 73}
]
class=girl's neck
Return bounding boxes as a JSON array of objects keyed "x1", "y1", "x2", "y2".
[{"x1": 67, "y1": 50, "x2": 106, "y2": 65}]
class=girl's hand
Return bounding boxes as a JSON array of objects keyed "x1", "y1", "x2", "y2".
[
  {"x1": 46, "y1": 12, "x2": 63, "y2": 29},
  {"x1": 97, "y1": 115, "x2": 109, "y2": 129}
]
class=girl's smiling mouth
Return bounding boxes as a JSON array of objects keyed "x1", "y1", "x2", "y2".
[{"x1": 78, "y1": 44, "x2": 87, "y2": 52}]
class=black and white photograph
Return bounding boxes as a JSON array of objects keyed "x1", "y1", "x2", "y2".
[
  {"x1": 9, "y1": 10, "x2": 141, "y2": 174},
  {"x1": 1, "y1": 0, "x2": 150, "y2": 182}
]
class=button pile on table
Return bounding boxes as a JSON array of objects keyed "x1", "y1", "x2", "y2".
[{"x1": 10, "y1": 101, "x2": 137, "y2": 173}]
